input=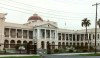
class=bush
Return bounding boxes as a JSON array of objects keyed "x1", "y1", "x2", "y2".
[
  {"x1": 54, "y1": 49, "x2": 59, "y2": 53},
  {"x1": 68, "y1": 49, "x2": 73, "y2": 53}
]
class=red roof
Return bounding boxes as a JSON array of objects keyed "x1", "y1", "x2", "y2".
[{"x1": 28, "y1": 14, "x2": 43, "y2": 21}]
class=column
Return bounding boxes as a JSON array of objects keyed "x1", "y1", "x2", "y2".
[
  {"x1": 22, "y1": 29, "x2": 23, "y2": 39},
  {"x1": 75, "y1": 34, "x2": 77, "y2": 46},
  {"x1": 37, "y1": 28, "x2": 40, "y2": 39},
  {"x1": 65, "y1": 33, "x2": 66, "y2": 42}
]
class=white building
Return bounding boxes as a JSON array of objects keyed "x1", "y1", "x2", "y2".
[{"x1": 0, "y1": 13, "x2": 100, "y2": 51}]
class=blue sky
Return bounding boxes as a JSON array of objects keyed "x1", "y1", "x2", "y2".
[{"x1": 0, "y1": 0, "x2": 100, "y2": 30}]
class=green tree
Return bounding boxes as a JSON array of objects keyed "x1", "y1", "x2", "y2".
[
  {"x1": 81, "y1": 18, "x2": 91, "y2": 40},
  {"x1": 81, "y1": 18, "x2": 91, "y2": 52}
]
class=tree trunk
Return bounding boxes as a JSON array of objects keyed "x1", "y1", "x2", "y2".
[
  {"x1": 86, "y1": 27, "x2": 90, "y2": 52},
  {"x1": 86, "y1": 27, "x2": 87, "y2": 40}
]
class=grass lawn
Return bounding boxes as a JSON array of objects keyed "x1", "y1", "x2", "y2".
[
  {"x1": 0, "y1": 56, "x2": 41, "y2": 58},
  {"x1": 79, "y1": 53, "x2": 100, "y2": 56}
]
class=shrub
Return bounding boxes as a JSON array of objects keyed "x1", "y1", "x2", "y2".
[
  {"x1": 68, "y1": 49, "x2": 73, "y2": 53},
  {"x1": 54, "y1": 49, "x2": 59, "y2": 53}
]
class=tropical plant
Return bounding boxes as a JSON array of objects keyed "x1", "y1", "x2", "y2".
[{"x1": 81, "y1": 18, "x2": 91, "y2": 40}]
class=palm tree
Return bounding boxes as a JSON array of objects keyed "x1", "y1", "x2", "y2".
[
  {"x1": 81, "y1": 18, "x2": 91, "y2": 51},
  {"x1": 97, "y1": 19, "x2": 100, "y2": 28},
  {"x1": 81, "y1": 18, "x2": 91, "y2": 39}
]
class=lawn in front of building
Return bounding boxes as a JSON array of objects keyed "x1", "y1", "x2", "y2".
[
  {"x1": 0, "y1": 56, "x2": 41, "y2": 58},
  {"x1": 79, "y1": 53, "x2": 100, "y2": 56}
]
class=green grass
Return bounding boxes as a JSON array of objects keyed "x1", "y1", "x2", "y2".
[
  {"x1": 0, "y1": 56, "x2": 41, "y2": 58},
  {"x1": 79, "y1": 53, "x2": 100, "y2": 56}
]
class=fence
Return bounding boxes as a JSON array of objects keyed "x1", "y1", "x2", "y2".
[{"x1": 0, "y1": 42, "x2": 37, "y2": 54}]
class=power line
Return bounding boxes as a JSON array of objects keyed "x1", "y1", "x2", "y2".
[
  {"x1": 2, "y1": 0, "x2": 95, "y2": 14},
  {"x1": 0, "y1": 3, "x2": 93, "y2": 20},
  {"x1": 0, "y1": 3, "x2": 69, "y2": 18}
]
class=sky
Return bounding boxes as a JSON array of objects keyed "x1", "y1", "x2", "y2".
[{"x1": 0, "y1": 0, "x2": 100, "y2": 30}]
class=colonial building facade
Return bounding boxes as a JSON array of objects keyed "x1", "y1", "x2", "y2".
[{"x1": 0, "y1": 13, "x2": 100, "y2": 51}]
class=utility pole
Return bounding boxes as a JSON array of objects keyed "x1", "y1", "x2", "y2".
[{"x1": 92, "y1": 3, "x2": 100, "y2": 54}]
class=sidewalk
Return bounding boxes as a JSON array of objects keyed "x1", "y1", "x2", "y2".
[
  {"x1": 0, "y1": 54, "x2": 39, "y2": 57},
  {"x1": 52, "y1": 52, "x2": 95, "y2": 55}
]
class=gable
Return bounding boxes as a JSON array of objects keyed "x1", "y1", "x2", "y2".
[{"x1": 34, "y1": 23, "x2": 58, "y2": 29}]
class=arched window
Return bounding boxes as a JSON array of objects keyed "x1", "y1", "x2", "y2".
[
  {"x1": 85, "y1": 42, "x2": 88, "y2": 47},
  {"x1": 58, "y1": 42, "x2": 61, "y2": 48},
  {"x1": 29, "y1": 41, "x2": 33, "y2": 45},
  {"x1": 41, "y1": 41, "x2": 45, "y2": 49},
  {"x1": 47, "y1": 41, "x2": 49, "y2": 45},
  {"x1": 93, "y1": 34, "x2": 95, "y2": 39},
  {"x1": 4, "y1": 40, "x2": 9, "y2": 48},
  {"x1": 10, "y1": 40, "x2": 15, "y2": 48},
  {"x1": 52, "y1": 41, "x2": 55, "y2": 49},
  {"x1": 73, "y1": 43, "x2": 75, "y2": 47},
  {"x1": 98, "y1": 34, "x2": 99, "y2": 39},
  {"x1": 62, "y1": 42, "x2": 65, "y2": 49},
  {"x1": 66, "y1": 42, "x2": 68, "y2": 46},
  {"x1": 23, "y1": 41, "x2": 27, "y2": 44},
  {"x1": 81, "y1": 42, "x2": 83, "y2": 47},
  {"x1": 77, "y1": 43, "x2": 79, "y2": 46},
  {"x1": 17, "y1": 40, "x2": 21, "y2": 44}
]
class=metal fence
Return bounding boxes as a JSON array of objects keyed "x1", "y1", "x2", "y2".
[{"x1": 0, "y1": 42, "x2": 37, "y2": 54}]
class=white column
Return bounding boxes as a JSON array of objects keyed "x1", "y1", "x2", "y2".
[
  {"x1": 44, "y1": 41, "x2": 47, "y2": 49},
  {"x1": 65, "y1": 33, "x2": 66, "y2": 42},
  {"x1": 75, "y1": 34, "x2": 77, "y2": 46},
  {"x1": 22, "y1": 29, "x2": 23, "y2": 39},
  {"x1": 37, "y1": 28, "x2": 40, "y2": 39}
]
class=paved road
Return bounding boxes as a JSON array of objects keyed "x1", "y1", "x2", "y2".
[{"x1": 42, "y1": 55, "x2": 100, "y2": 58}]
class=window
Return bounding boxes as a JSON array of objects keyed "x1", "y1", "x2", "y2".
[
  {"x1": 77, "y1": 35, "x2": 79, "y2": 41},
  {"x1": 58, "y1": 33, "x2": 61, "y2": 40},
  {"x1": 62, "y1": 34, "x2": 65, "y2": 40},
  {"x1": 93, "y1": 34, "x2": 95, "y2": 39},
  {"x1": 66, "y1": 34, "x2": 68, "y2": 40},
  {"x1": 41, "y1": 29, "x2": 45, "y2": 38},
  {"x1": 81, "y1": 34, "x2": 84, "y2": 41},
  {"x1": 98, "y1": 34, "x2": 99, "y2": 39},
  {"x1": 89, "y1": 34, "x2": 91, "y2": 40},
  {"x1": 73, "y1": 34, "x2": 75, "y2": 41},
  {"x1": 29, "y1": 31, "x2": 33, "y2": 39},
  {"x1": 69, "y1": 34, "x2": 72, "y2": 41}
]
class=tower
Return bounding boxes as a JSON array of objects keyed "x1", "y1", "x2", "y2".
[{"x1": 0, "y1": 13, "x2": 6, "y2": 50}]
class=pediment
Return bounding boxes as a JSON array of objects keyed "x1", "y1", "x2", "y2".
[{"x1": 34, "y1": 23, "x2": 58, "y2": 29}]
